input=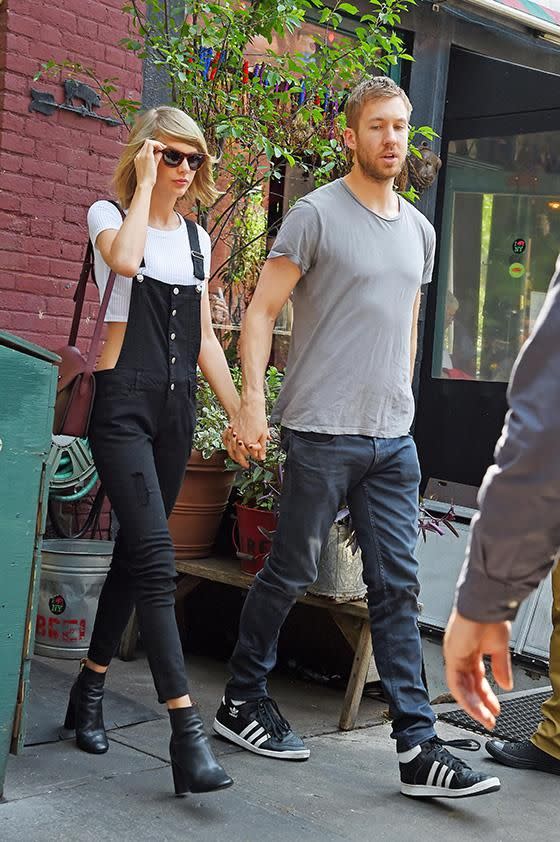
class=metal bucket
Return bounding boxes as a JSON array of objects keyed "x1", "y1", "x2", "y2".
[
  {"x1": 308, "y1": 523, "x2": 367, "y2": 602},
  {"x1": 35, "y1": 539, "x2": 113, "y2": 659}
]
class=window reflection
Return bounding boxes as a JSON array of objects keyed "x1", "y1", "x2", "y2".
[{"x1": 434, "y1": 131, "x2": 560, "y2": 383}]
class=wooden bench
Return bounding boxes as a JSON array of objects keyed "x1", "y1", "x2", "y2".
[{"x1": 119, "y1": 555, "x2": 374, "y2": 731}]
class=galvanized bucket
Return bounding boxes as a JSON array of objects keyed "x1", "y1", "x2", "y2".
[
  {"x1": 308, "y1": 523, "x2": 367, "y2": 602},
  {"x1": 35, "y1": 539, "x2": 113, "y2": 659}
]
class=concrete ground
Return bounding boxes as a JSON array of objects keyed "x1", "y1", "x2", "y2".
[{"x1": 1, "y1": 652, "x2": 557, "y2": 842}]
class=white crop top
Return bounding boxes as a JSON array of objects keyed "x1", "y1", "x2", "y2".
[{"x1": 87, "y1": 200, "x2": 212, "y2": 322}]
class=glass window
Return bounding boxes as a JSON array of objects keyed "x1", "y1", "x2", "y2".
[{"x1": 433, "y1": 130, "x2": 560, "y2": 382}]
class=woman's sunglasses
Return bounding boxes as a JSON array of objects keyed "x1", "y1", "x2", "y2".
[{"x1": 161, "y1": 148, "x2": 207, "y2": 171}]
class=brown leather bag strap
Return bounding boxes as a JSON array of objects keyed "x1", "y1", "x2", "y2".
[
  {"x1": 84, "y1": 200, "x2": 127, "y2": 369},
  {"x1": 85, "y1": 267, "x2": 117, "y2": 372},
  {"x1": 70, "y1": 200, "x2": 127, "y2": 368},
  {"x1": 69, "y1": 240, "x2": 94, "y2": 347}
]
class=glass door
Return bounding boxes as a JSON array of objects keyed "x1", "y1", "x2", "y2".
[
  {"x1": 433, "y1": 131, "x2": 560, "y2": 384},
  {"x1": 416, "y1": 127, "x2": 560, "y2": 488}
]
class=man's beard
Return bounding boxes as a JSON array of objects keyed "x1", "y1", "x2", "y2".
[{"x1": 355, "y1": 146, "x2": 404, "y2": 184}]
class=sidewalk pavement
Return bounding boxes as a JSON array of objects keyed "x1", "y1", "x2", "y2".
[{"x1": 1, "y1": 653, "x2": 556, "y2": 842}]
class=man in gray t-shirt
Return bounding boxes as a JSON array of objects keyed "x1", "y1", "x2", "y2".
[
  {"x1": 214, "y1": 77, "x2": 499, "y2": 800},
  {"x1": 269, "y1": 178, "x2": 435, "y2": 436}
]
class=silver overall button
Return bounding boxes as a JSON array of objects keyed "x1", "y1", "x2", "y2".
[
  {"x1": 171, "y1": 357, "x2": 176, "y2": 364},
  {"x1": 196, "y1": 283, "x2": 203, "y2": 293},
  {"x1": 136, "y1": 273, "x2": 144, "y2": 283},
  {"x1": 170, "y1": 383, "x2": 175, "y2": 391},
  {"x1": 173, "y1": 287, "x2": 179, "y2": 295},
  {"x1": 171, "y1": 309, "x2": 177, "y2": 317},
  {"x1": 170, "y1": 332, "x2": 176, "y2": 340}
]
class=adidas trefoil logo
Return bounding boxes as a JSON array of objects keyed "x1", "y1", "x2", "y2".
[{"x1": 228, "y1": 705, "x2": 239, "y2": 718}]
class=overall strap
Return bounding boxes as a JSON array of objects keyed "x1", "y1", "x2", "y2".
[{"x1": 184, "y1": 218, "x2": 206, "y2": 281}]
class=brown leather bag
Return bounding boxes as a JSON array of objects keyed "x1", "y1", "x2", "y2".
[{"x1": 53, "y1": 240, "x2": 118, "y2": 437}]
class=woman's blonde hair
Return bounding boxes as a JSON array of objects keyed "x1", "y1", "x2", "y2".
[{"x1": 112, "y1": 106, "x2": 220, "y2": 208}]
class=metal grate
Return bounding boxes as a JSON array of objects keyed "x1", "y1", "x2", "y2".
[{"x1": 438, "y1": 689, "x2": 551, "y2": 742}]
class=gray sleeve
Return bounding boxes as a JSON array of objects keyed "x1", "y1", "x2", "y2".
[
  {"x1": 422, "y1": 225, "x2": 436, "y2": 285},
  {"x1": 267, "y1": 199, "x2": 321, "y2": 275},
  {"x1": 456, "y1": 262, "x2": 560, "y2": 622}
]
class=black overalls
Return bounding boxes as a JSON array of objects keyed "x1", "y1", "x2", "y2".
[{"x1": 88, "y1": 227, "x2": 204, "y2": 703}]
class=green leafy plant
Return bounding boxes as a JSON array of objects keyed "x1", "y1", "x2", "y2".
[
  {"x1": 234, "y1": 365, "x2": 285, "y2": 510},
  {"x1": 193, "y1": 365, "x2": 241, "y2": 459},
  {"x1": 36, "y1": 0, "x2": 437, "y2": 295}
]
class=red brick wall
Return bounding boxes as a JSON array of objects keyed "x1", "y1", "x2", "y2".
[{"x1": 0, "y1": 0, "x2": 142, "y2": 352}]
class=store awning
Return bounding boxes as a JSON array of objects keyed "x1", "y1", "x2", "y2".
[{"x1": 464, "y1": 0, "x2": 560, "y2": 38}]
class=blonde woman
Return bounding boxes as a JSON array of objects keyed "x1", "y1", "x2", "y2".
[{"x1": 61, "y1": 107, "x2": 237, "y2": 795}]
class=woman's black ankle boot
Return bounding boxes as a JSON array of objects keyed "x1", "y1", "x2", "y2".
[
  {"x1": 169, "y1": 705, "x2": 233, "y2": 795},
  {"x1": 62, "y1": 660, "x2": 109, "y2": 754}
]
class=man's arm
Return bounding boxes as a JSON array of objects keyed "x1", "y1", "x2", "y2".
[
  {"x1": 226, "y1": 256, "x2": 301, "y2": 467},
  {"x1": 410, "y1": 288, "x2": 421, "y2": 383}
]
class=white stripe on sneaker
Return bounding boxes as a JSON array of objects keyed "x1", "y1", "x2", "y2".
[
  {"x1": 434, "y1": 764, "x2": 449, "y2": 788},
  {"x1": 253, "y1": 733, "x2": 272, "y2": 748},
  {"x1": 240, "y1": 722, "x2": 261, "y2": 740},
  {"x1": 426, "y1": 761, "x2": 441, "y2": 787},
  {"x1": 247, "y1": 727, "x2": 265, "y2": 744},
  {"x1": 442, "y1": 769, "x2": 455, "y2": 788},
  {"x1": 212, "y1": 717, "x2": 311, "y2": 761}
]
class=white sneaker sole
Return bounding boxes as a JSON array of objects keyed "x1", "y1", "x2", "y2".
[
  {"x1": 401, "y1": 776, "x2": 501, "y2": 798},
  {"x1": 213, "y1": 718, "x2": 310, "y2": 761}
]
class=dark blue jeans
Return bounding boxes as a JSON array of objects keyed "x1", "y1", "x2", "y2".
[{"x1": 227, "y1": 429, "x2": 436, "y2": 752}]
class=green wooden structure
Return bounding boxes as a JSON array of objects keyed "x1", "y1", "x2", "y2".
[{"x1": 0, "y1": 330, "x2": 59, "y2": 799}]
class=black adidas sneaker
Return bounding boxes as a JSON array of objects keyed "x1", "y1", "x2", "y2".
[
  {"x1": 400, "y1": 737, "x2": 501, "y2": 798},
  {"x1": 213, "y1": 696, "x2": 310, "y2": 760}
]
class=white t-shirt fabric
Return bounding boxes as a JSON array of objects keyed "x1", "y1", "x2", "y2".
[{"x1": 87, "y1": 200, "x2": 211, "y2": 322}]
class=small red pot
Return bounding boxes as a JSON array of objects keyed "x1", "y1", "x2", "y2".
[{"x1": 234, "y1": 503, "x2": 278, "y2": 575}]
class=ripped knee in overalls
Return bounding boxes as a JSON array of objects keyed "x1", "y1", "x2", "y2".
[{"x1": 132, "y1": 472, "x2": 150, "y2": 506}]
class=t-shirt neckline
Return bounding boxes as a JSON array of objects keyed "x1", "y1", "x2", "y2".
[
  {"x1": 339, "y1": 179, "x2": 401, "y2": 221},
  {"x1": 122, "y1": 205, "x2": 184, "y2": 233}
]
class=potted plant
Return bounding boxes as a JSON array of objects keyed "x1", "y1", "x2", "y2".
[
  {"x1": 233, "y1": 366, "x2": 285, "y2": 574},
  {"x1": 168, "y1": 367, "x2": 241, "y2": 559}
]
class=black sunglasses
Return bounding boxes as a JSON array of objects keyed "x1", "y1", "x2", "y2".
[{"x1": 161, "y1": 148, "x2": 207, "y2": 170}]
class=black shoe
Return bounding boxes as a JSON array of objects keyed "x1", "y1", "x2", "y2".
[
  {"x1": 213, "y1": 696, "x2": 310, "y2": 760},
  {"x1": 400, "y1": 737, "x2": 501, "y2": 798},
  {"x1": 61, "y1": 660, "x2": 109, "y2": 754},
  {"x1": 486, "y1": 739, "x2": 560, "y2": 775},
  {"x1": 169, "y1": 705, "x2": 233, "y2": 795}
]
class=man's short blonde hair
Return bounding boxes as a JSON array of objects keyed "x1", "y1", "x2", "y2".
[{"x1": 345, "y1": 76, "x2": 412, "y2": 130}]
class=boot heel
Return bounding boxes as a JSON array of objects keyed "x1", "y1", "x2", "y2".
[
  {"x1": 63, "y1": 697, "x2": 76, "y2": 731},
  {"x1": 171, "y1": 759, "x2": 189, "y2": 797}
]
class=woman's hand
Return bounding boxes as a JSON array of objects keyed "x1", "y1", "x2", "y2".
[
  {"x1": 134, "y1": 139, "x2": 165, "y2": 191},
  {"x1": 222, "y1": 402, "x2": 270, "y2": 468}
]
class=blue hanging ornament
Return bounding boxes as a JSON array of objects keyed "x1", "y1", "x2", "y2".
[{"x1": 198, "y1": 46, "x2": 213, "y2": 81}]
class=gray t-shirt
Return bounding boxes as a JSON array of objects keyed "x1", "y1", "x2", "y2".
[{"x1": 269, "y1": 179, "x2": 435, "y2": 437}]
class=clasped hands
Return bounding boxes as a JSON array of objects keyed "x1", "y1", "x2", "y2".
[{"x1": 223, "y1": 405, "x2": 270, "y2": 468}]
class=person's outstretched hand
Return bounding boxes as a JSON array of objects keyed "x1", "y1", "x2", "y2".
[{"x1": 444, "y1": 609, "x2": 513, "y2": 730}]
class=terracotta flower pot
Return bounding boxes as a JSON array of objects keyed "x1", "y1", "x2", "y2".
[
  {"x1": 234, "y1": 503, "x2": 278, "y2": 575},
  {"x1": 168, "y1": 450, "x2": 237, "y2": 559}
]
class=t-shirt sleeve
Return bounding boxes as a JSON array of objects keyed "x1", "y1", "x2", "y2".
[
  {"x1": 267, "y1": 199, "x2": 321, "y2": 275},
  {"x1": 87, "y1": 200, "x2": 123, "y2": 248},
  {"x1": 422, "y1": 224, "x2": 436, "y2": 285},
  {"x1": 197, "y1": 225, "x2": 212, "y2": 281}
]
